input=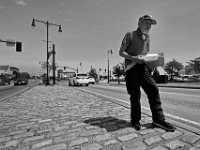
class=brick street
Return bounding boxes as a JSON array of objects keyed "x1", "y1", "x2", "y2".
[{"x1": 0, "y1": 83, "x2": 200, "y2": 150}]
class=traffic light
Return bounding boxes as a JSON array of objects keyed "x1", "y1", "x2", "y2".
[{"x1": 16, "y1": 41, "x2": 22, "y2": 52}]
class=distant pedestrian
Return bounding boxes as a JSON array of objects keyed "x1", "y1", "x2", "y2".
[{"x1": 119, "y1": 14, "x2": 176, "y2": 132}]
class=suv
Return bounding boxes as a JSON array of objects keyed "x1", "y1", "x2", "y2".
[
  {"x1": 88, "y1": 76, "x2": 95, "y2": 85},
  {"x1": 69, "y1": 73, "x2": 90, "y2": 86}
]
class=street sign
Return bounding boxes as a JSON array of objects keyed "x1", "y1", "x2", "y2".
[{"x1": 6, "y1": 39, "x2": 15, "y2": 47}]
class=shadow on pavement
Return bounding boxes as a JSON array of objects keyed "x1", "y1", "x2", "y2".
[
  {"x1": 84, "y1": 116, "x2": 130, "y2": 132},
  {"x1": 84, "y1": 116, "x2": 155, "y2": 132}
]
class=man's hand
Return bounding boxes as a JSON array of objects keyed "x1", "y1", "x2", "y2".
[{"x1": 132, "y1": 55, "x2": 145, "y2": 64}]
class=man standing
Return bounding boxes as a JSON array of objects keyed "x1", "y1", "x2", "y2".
[{"x1": 119, "y1": 14, "x2": 175, "y2": 132}]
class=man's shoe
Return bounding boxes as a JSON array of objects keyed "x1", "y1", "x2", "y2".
[
  {"x1": 131, "y1": 123, "x2": 141, "y2": 131},
  {"x1": 152, "y1": 120, "x2": 176, "y2": 132}
]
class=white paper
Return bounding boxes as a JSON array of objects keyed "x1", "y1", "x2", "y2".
[
  {"x1": 140, "y1": 54, "x2": 159, "y2": 61},
  {"x1": 125, "y1": 53, "x2": 164, "y2": 72}
]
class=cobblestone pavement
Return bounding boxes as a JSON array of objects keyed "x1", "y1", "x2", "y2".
[{"x1": 0, "y1": 84, "x2": 200, "y2": 150}]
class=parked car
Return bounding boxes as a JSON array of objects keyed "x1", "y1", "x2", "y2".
[
  {"x1": 88, "y1": 77, "x2": 95, "y2": 85},
  {"x1": 68, "y1": 73, "x2": 90, "y2": 86},
  {"x1": 0, "y1": 74, "x2": 11, "y2": 85}
]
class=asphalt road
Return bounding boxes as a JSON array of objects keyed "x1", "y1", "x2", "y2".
[
  {"x1": 77, "y1": 84, "x2": 200, "y2": 129},
  {"x1": 0, "y1": 79, "x2": 39, "y2": 102}
]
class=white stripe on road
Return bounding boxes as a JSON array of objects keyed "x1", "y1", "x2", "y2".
[
  {"x1": 0, "y1": 87, "x2": 29, "y2": 102},
  {"x1": 160, "y1": 91, "x2": 200, "y2": 98},
  {"x1": 78, "y1": 88, "x2": 200, "y2": 127}
]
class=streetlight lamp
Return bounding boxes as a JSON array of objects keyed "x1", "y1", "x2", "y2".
[
  {"x1": 31, "y1": 18, "x2": 62, "y2": 85},
  {"x1": 107, "y1": 49, "x2": 113, "y2": 84}
]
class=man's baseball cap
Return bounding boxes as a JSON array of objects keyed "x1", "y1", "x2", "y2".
[{"x1": 138, "y1": 14, "x2": 157, "y2": 25}]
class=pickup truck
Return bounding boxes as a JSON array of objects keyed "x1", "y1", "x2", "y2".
[{"x1": 13, "y1": 72, "x2": 29, "y2": 86}]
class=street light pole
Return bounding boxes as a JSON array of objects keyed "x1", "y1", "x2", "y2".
[
  {"x1": 107, "y1": 49, "x2": 113, "y2": 84},
  {"x1": 52, "y1": 44, "x2": 56, "y2": 84},
  {"x1": 31, "y1": 18, "x2": 62, "y2": 86},
  {"x1": 46, "y1": 21, "x2": 50, "y2": 85}
]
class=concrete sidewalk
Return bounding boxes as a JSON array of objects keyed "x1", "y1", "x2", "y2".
[{"x1": 0, "y1": 84, "x2": 200, "y2": 150}]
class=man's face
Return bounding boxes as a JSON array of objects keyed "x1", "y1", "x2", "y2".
[{"x1": 139, "y1": 20, "x2": 152, "y2": 34}]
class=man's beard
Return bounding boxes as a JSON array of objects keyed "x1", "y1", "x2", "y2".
[{"x1": 140, "y1": 27, "x2": 150, "y2": 34}]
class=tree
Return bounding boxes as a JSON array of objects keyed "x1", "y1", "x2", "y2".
[
  {"x1": 113, "y1": 62, "x2": 125, "y2": 84},
  {"x1": 21, "y1": 72, "x2": 30, "y2": 79},
  {"x1": 119, "y1": 61, "x2": 125, "y2": 76},
  {"x1": 164, "y1": 59, "x2": 183, "y2": 75},
  {"x1": 88, "y1": 68, "x2": 98, "y2": 80},
  {"x1": 40, "y1": 61, "x2": 52, "y2": 74},
  {"x1": 187, "y1": 57, "x2": 200, "y2": 74}
]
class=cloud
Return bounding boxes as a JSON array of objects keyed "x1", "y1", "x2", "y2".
[
  {"x1": 14, "y1": 0, "x2": 28, "y2": 6},
  {"x1": 0, "y1": 5, "x2": 4, "y2": 10}
]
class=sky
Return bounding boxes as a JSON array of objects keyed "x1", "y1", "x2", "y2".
[{"x1": 0, "y1": 0, "x2": 200, "y2": 75}]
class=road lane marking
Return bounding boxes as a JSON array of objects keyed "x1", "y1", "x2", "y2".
[
  {"x1": 160, "y1": 91, "x2": 200, "y2": 98},
  {"x1": 0, "y1": 87, "x2": 29, "y2": 102},
  {"x1": 78, "y1": 88, "x2": 200, "y2": 127}
]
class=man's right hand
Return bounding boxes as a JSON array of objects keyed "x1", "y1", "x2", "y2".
[{"x1": 132, "y1": 55, "x2": 145, "y2": 64}]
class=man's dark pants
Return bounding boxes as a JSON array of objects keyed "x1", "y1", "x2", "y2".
[{"x1": 125, "y1": 64, "x2": 165, "y2": 124}]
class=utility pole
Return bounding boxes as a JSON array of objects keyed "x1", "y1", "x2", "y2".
[
  {"x1": 52, "y1": 44, "x2": 56, "y2": 84},
  {"x1": 107, "y1": 49, "x2": 113, "y2": 84}
]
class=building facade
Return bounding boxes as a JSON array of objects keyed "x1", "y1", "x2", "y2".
[{"x1": 0, "y1": 65, "x2": 19, "y2": 75}]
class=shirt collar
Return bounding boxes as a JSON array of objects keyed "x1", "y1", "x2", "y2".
[{"x1": 136, "y1": 27, "x2": 149, "y2": 41}]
